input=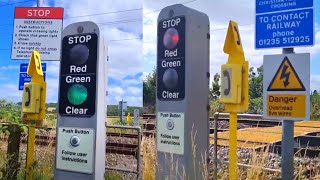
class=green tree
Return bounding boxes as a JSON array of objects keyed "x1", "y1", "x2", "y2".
[
  {"x1": 313, "y1": 90, "x2": 318, "y2": 96},
  {"x1": 0, "y1": 100, "x2": 21, "y2": 124},
  {"x1": 247, "y1": 97, "x2": 263, "y2": 114},
  {"x1": 143, "y1": 68, "x2": 156, "y2": 113},
  {"x1": 107, "y1": 105, "x2": 120, "y2": 116},
  {"x1": 311, "y1": 91, "x2": 320, "y2": 120},
  {"x1": 248, "y1": 65, "x2": 263, "y2": 99},
  {"x1": 126, "y1": 106, "x2": 143, "y2": 116},
  {"x1": 208, "y1": 73, "x2": 224, "y2": 115},
  {"x1": 0, "y1": 99, "x2": 27, "y2": 133},
  {"x1": 107, "y1": 105, "x2": 143, "y2": 116},
  {"x1": 210, "y1": 73, "x2": 220, "y2": 99},
  {"x1": 247, "y1": 65, "x2": 263, "y2": 114},
  {"x1": 210, "y1": 98, "x2": 224, "y2": 116}
]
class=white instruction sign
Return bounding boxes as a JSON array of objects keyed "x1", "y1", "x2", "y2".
[
  {"x1": 157, "y1": 112, "x2": 184, "y2": 155},
  {"x1": 11, "y1": 7, "x2": 64, "y2": 60},
  {"x1": 56, "y1": 127, "x2": 95, "y2": 174}
]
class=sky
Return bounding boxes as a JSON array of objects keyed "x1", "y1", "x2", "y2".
[
  {"x1": 0, "y1": 0, "x2": 143, "y2": 107},
  {"x1": 143, "y1": 0, "x2": 320, "y2": 91}
]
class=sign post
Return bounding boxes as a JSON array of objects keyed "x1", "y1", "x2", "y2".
[
  {"x1": 156, "y1": 4, "x2": 210, "y2": 179},
  {"x1": 133, "y1": 109, "x2": 140, "y2": 126},
  {"x1": 118, "y1": 100, "x2": 127, "y2": 123},
  {"x1": 11, "y1": 7, "x2": 63, "y2": 60},
  {"x1": 219, "y1": 21, "x2": 249, "y2": 180},
  {"x1": 118, "y1": 100, "x2": 123, "y2": 123},
  {"x1": 256, "y1": 1, "x2": 314, "y2": 179},
  {"x1": 263, "y1": 52, "x2": 310, "y2": 179},
  {"x1": 55, "y1": 21, "x2": 106, "y2": 180},
  {"x1": 282, "y1": 49, "x2": 296, "y2": 180}
]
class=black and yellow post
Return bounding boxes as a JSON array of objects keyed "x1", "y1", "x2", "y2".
[{"x1": 21, "y1": 50, "x2": 46, "y2": 180}]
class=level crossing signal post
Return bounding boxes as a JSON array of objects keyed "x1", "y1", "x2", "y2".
[
  {"x1": 220, "y1": 21, "x2": 249, "y2": 180},
  {"x1": 21, "y1": 50, "x2": 47, "y2": 180},
  {"x1": 54, "y1": 21, "x2": 106, "y2": 180},
  {"x1": 156, "y1": 4, "x2": 210, "y2": 179}
]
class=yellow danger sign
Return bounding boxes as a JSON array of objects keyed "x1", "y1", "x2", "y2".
[
  {"x1": 267, "y1": 94, "x2": 306, "y2": 118},
  {"x1": 267, "y1": 56, "x2": 305, "y2": 91}
]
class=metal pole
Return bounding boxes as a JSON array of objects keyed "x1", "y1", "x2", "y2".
[
  {"x1": 281, "y1": 120, "x2": 294, "y2": 180},
  {"x1": 229, "y1": 112, "x2": 238, "y2": 180},
  {"x1": 122, "y1": 99, "x2": 124, "y2": 123},
  {"x1": 213, "y1": 112, "x2": 218, "y2": 180},
  {"x1": 136, "y1": 127, "x2": 141, "y2": 179},
  {"x1": 26, "y1": 123, "x2": 36, "y2": 180},
  {"x1": 281, "y1": 47, "x2": 294, "y2": 180},
  {"x1": 120, "y1": 100, "x2": 123, "y2": 123}
]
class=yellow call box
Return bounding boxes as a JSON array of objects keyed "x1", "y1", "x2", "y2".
[
  {"x1": 22, "y1": 82, "x2": 41, "y2": 114},
  {"x1": 220, "y1": 64, "x2": 242, "y2": 104}
]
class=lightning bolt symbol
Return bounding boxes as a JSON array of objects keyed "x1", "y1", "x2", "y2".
[{"x1": 280, "y1": 64, "x2": 290, "y2": 87}]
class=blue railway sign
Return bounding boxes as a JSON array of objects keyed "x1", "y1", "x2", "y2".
[
  {"x1": 20, "y1": 63, "x2": 46, "y2": 72},
  {"x1": 255, "y1": 0, "x2": 314, "y2": 49},
  {"x1": 19, "y1": 63, "x2": 46, "y2": 90},
  {"x1": 256, "y1": 0, "x2": 313, "y2": 14}
]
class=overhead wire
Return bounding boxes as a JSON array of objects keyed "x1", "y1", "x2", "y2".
[
  {"x1": 98, "y1": 18, "x2": 142, "y2": 26},
  {"x1": 65, "y1": 8, "x2": 142, "y2": 19},
  {"x1": 210, "y1": 23, "x2": 254, "y2": 32},
  {"x1": 108, "y1": 38, "x2": 141, "y2": 42}
]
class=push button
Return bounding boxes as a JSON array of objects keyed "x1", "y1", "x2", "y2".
[
  {"x1": 166, "y1": 119, "x2": 174, "y2": 130},
  {"x1": 70, "y1": 135, "x2": 80, "y2": 147}
]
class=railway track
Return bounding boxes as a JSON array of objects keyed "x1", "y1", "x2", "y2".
[
  {"x1": 143, "y1": 114, "x2": 320, "y2": 158},
  {"x1": 215, "y1": 136, "x2": 320, "y2": 158},
  {"x1": 0, "y1": 132, "x2": 140, "y2": 157},
  {"x1": 1, "y1": 113, "x2": 320, "y2": 158},
  {"x1": 142, "y1": 113, "x2": 281, "y2": 136},
  {"x1": 142, "y1": 113, "x2": 282, "y2": 129}
]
